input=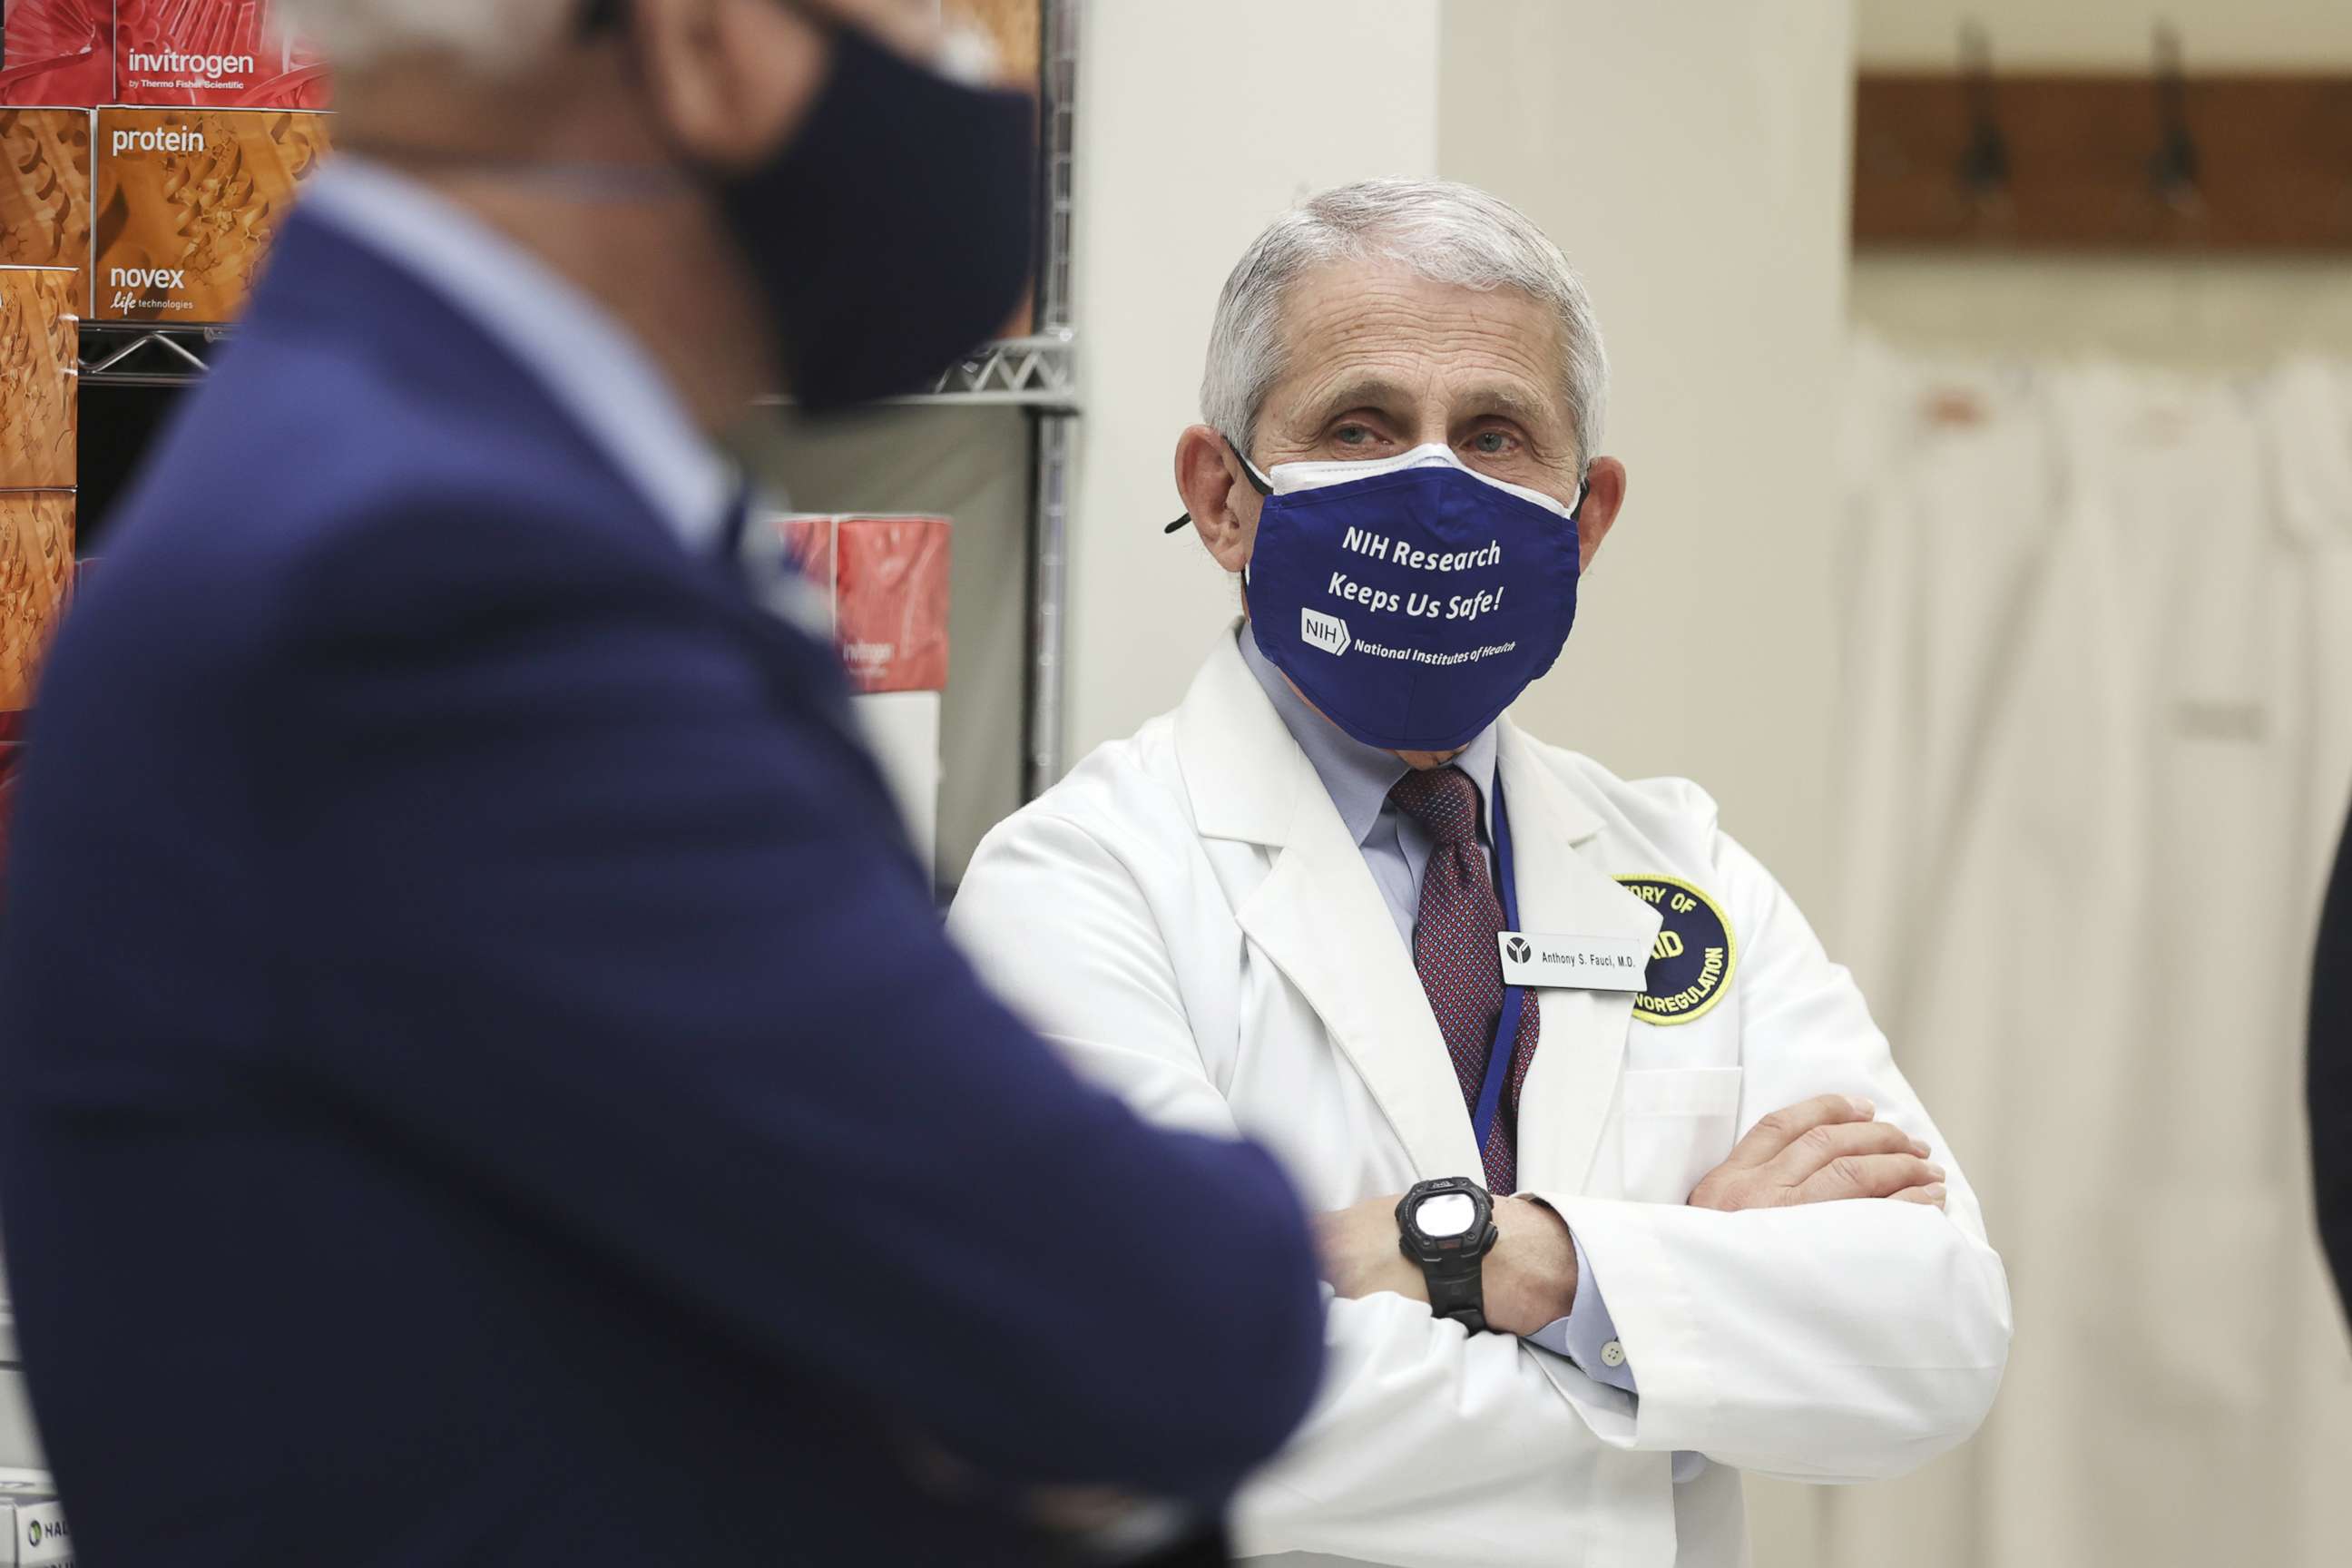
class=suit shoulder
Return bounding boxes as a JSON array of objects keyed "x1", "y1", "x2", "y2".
[{"x1": 103, "y1": 362, "x2": 681, "y2": 642}]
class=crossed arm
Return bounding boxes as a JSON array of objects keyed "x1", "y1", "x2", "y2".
[{"x1": 1316, "y1": 1091, "x2": 1950, "y2": 1335}]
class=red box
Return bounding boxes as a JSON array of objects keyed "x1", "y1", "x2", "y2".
[
  {"x1": 0, "y1": 2, "x2": 113, "y2": 105},
  {"x1": 114, "y1": 1, "x2": 328, "y2": 109},
  {"x1": 773, "y1": 514, "x2": 952, "y2": 694}
]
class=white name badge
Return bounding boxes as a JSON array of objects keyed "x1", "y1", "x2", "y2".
[{"x1": 1497, "y1": 931, "x2": 1651, "y2": 992}]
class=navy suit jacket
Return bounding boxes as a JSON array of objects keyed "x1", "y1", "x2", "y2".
[
  {"x1": 2314, "y1": 809, "x2": 2352, "y2": 1318},
  {"x1": 0, "y1": 215, "x2": 1323, "y2": 1565}
]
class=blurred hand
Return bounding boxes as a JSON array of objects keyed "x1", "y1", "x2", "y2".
[
  {"x1": 1021, "y1": 1485, "x2": 1152, "y2": 1534},
  {"x1": 903, "y1": 1440, "x2": 1158, "y2": 1538},
  {"x1": 1315, "y1": 1191, "x2": 1579, "y2": 1337},
  {"x1": 1690, "y1": 1093, "x2": 1945, "y2": 1211}
]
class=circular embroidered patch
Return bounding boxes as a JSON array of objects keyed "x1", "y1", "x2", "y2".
[{"x1": 1613, "y1": 876, "x2": 1738, "y2": 1025}]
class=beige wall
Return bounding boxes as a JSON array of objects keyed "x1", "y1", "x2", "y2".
[
  {"x1": 1438, "y1": 0, "x2": 1857, "y2": 923},
  {"x1": 1852, "y1": 0, "x2": 2352, "y2": 367},
  {"x1": 1062, "y1": 0, "x2": 1445, "y2": 764},
  {"x1": 1860, "y1": 0, "x2": 2351, "y2": 68},
  {"x1": 1436, "y1": 7, "x2": 1855, "y2": 1558}
]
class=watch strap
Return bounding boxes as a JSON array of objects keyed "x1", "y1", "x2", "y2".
[
  {"x1": 1423, "y1": 1243, "x2": 1489, "y2": 1331},
  {"x1": 1396, "y1": 1178, "x2": 1495, "y2": 1331}
]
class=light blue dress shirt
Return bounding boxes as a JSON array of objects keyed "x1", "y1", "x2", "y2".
[{"x1": 1237, "y1": 628, "x2": 1637, "y2": 1394}]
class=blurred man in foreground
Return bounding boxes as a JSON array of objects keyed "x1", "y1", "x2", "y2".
[{"x1": 0, "y1": 2, "x2": 1325, "y2": 1563}]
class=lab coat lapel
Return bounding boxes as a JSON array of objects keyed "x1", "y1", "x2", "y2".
[
  {"x1": 1497, "y1": 721, "x2": 1663, "y2": 1194},
  {"x1": 1175, "y1": 628, "x2": 1485, "y2": 1181}
]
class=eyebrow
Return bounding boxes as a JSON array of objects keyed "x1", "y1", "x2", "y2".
[
  {"x1": 1298, "y1": 377, "x2": 1416, "y2": 426},
  {"x1": 1297, "y1": 376, "x2": 1563, "y2": 432},
  {"x1": 1455, "y1": 381, "x2": 1562, "y2": 428}
]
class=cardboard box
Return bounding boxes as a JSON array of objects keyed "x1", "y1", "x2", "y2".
[
  {"x1": 0, "y1": 111, "x2": 93, "y2": 306},
  {"x1": 0, "y1": 267, "x2": 77, "y2": 488},
  {"x1": 0, "y1": 3, "x2": 113, "y2": 107},
  {"x1": 113, "y1": 0, "x2": 326, "y2": 108},
  {"x1": 92, "y1": 104, "x2": 329, "y2": 322},
  {"x1": 0, "y1": 491, "x2": 73, "y2": 713},
  {"x1": 773, "y1": 514, "x2": 953, "y2": 694}
]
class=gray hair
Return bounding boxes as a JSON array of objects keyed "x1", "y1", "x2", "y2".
[
  {"x1": 1201, "y1": 179, "x2": 1609, "y2": 467},
  {"x1": 275, "y1": 0, "x2": 577, "y2": 70}
]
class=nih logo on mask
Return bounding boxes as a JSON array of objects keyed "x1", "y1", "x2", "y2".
[{"x1": 1300, "y1": 608, "x2": 1352, "y2": 657}]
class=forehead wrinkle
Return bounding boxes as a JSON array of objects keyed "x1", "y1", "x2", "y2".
[{"x1": 1267, "y1": 261, "x2": 1572, "y2": 440}]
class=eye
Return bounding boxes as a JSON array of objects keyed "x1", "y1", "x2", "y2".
[
  {"x1": 1334, "y1": 422, "x2": 1379, "y2": 446},
  {"x1": 1468, "y1": 428, "x2": 1522, "y2": 457}
]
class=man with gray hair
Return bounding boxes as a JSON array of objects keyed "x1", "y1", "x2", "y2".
[
  {"x1": 0, "y1": 3, "x2": 1329, "y2": 1564},
  {"x1": 949, "y1": 180, "x2": 2013, "y2": 1567}
]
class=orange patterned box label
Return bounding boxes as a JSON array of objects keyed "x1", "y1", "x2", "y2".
[
  {"x1": 0, "y1": 490, "x2": 74, "y2": 713},
  {"x1": 0, "y1": 265, "x2": 77, "y2": 488},
  {"x1": 93, "y1": 104, "x2": 329, "y2": 322},
  {"x1": 0, "y1": 108, "x2": 93, "y2": 304}
]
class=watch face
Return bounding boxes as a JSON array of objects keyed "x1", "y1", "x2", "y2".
[{"x1": 1416, "y1": 1191, "x2": 1477, "y2": 1239}]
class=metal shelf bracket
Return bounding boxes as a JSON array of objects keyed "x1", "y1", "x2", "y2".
[{"x1": 79, "y1": 325, "x2": 228, "y2": 387}]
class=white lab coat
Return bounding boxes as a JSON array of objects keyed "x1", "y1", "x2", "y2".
[
  {"x1": 947, "y1": 628, "x2": 2013, "y2": 1568},
  {"x1": 1825, "y1": 351, "x2": 2352, "y2": 1568}
]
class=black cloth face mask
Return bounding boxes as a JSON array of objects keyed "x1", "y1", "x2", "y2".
[{"x1": 584, "y1": 0, "x2": 1039, "y2": 412}]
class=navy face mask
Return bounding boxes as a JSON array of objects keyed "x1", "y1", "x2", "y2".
[
  {"x1": 584, "y1": 0, "x2": 1037, "y2": 411},
  {"x1": 1240, "y1": 443, "x2": 1588, "y2": 754}
]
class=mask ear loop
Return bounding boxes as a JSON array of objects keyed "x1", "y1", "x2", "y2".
[{"x1": 1165, "y1": 433, "x2": 1270, "y2": 534}]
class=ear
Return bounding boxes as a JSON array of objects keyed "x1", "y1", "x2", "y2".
[
  {"x1": 1574, "y1": 456, "x2": 1628, "y2": 573},
  {"x1": 1175, "y1": 425, "x2": 1261, "y2": 575},
  {"x1": 632, "y1": 0, "x2": 830, "y2": 167}
]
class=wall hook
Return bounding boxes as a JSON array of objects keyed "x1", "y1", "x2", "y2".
[
  {"x1": 2149, "y1": 23, "x2": 2202, "y2": 211},
  {"x1": 1956, "y1": 22, "x2": 2011, "y2": 201}
]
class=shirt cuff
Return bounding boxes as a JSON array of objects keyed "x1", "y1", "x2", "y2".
[{"x1": 1522, "y1": 1234, "x2": 1638, "y2": 1394}]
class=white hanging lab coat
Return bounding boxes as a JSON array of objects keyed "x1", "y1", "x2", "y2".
[
  {"x1": 1826, "y1": 352, "x2": 2352, "y2": 1568},
  {"x1": 947, "y1": 628, "x2": 2012, "y2": 1568}
]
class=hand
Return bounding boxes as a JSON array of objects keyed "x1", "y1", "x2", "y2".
[
  {"x1": 1689, "y1": 1093, "x2": 1946, "y2": 1211},
  {"x1": 1316, "y1": 1191, "x2": 1578, "y2": 1338}
]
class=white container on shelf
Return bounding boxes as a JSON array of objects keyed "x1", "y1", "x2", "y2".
[
  {"x1": 853, "y1": 691, "x2": 944, "y2": 885},
  {"x1": 0, "y1": 1276, "x2": 41, "y2": 1473},
  {"x1": 0, "y1": 1369, "x2": 42, "y2": 1475},
  {"x1": 0, "y1": 1469, "x2": 66, "y2": 1567}
]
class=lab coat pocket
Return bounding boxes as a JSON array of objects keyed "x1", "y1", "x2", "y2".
[{"x1": 1618, "y1": 1067, "x2": 1744, "y2": 1203}]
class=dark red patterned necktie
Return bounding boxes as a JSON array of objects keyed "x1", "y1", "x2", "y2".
[{"x1": 1389, "y1": 765, "x2": 1539, "y2": 1194}]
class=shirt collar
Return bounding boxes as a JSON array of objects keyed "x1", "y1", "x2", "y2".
[
  {"x1": 298, "y1": 157, "x2": 738, "y2": 554},
  {"x1": 1237, "y1": 622, "x2": 1500, "y2": 845}
]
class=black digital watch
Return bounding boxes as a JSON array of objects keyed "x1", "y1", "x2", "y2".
[{"x1": 1396, "y1": 1176, "x2": 1498, "y2": 1331}]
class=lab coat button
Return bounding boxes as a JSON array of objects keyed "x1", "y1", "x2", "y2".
[{"x1": 1601, "y1": 1339, "x2": 1627, "y2": 1368}]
